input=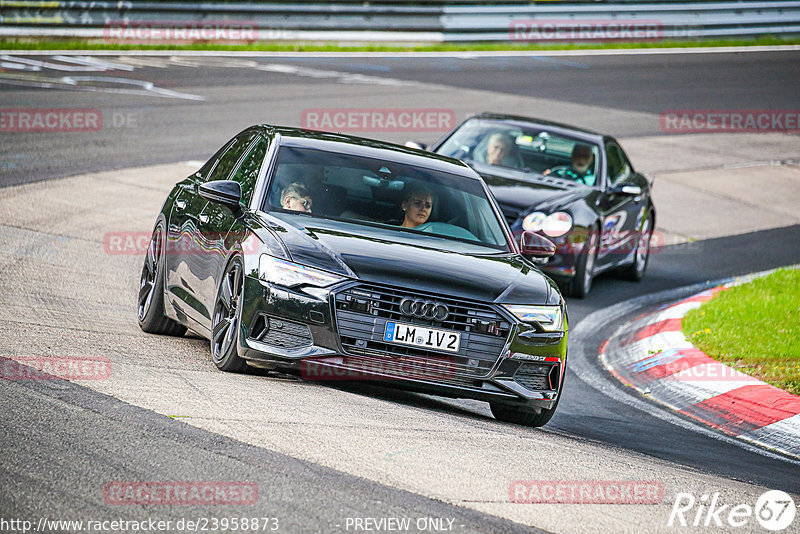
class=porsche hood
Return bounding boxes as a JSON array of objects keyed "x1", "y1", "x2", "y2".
[{"x1": 478, "y1": 171, "x2": 587, "y2": 213}]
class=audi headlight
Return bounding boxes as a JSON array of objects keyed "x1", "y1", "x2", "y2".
[
  {"x1": 522, "y1": 211, "x2": 573, "y2": 238},
  {"x1": 258, "y1": 255, "x2": 345, "y2": 288},
  {"x1": 503, "y1": 305, "x2": 564, "y2": 332}
]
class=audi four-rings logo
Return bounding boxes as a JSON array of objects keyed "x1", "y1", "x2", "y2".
[{"x1": 399, "y1": 298, "x2": 449, "y2": 321}]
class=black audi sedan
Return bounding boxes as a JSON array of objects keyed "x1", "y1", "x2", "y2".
[
  {"x1": 138, "y1": 125, "x2": 568, "y2": 427},
  {"x1": 413, "y1": 113, "x2": 655, "y2": 298}
]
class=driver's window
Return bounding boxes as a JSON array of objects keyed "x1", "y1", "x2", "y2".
[
  {"x1": 208, "y1": 132, "x2": 257, "y2": 183},
  {"x1": 606, "y1": 143, "x2": 631, "y2": 185},
  {"x1": 230, "y1": 136, "x2": 269, "y2": 207},
  {"x1": 197, "y1": 140, "x2": 234, "y2": 180}
]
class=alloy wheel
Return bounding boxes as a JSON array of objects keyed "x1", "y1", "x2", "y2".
[
  {"x1": 635, "y1": 218, "x2": 652, "y2": 274},
  {"x1": 138, "y1": 227, "x2": 162, "y2": 321},
  {"x1": 212, "y1": 260, "x2": 243, "y2": 364},
  {"x1": 582, "y1": 229, "x2": 598, "y2": 294}
]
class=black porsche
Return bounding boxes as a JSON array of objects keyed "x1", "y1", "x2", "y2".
[
  {"x1": 138, "y1": 125, "x2": 568, "y2": 427},
  {"x1": 417, "y1": 113, "x2": 656, "y2": 298}
]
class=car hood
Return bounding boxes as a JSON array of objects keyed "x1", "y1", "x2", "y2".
[
  {"x1": 259, "y1": 213, "x2": 558, "y2": 305},
  {"x1": 468, "y1": 163, "x2": 588, "y2": 212}
]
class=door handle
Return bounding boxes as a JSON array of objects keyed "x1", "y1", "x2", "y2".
[
  {"x1": 199, "y1": 214, "x2": 210, "y2": 225},
  {"x1": 175, "y1": 199, "x2": 187, "y2": 211}
]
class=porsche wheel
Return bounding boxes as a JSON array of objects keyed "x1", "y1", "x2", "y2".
[
  {"x1": 569, "y1": 226, "x2": 598, "y2": 299},
  {"x1": 620, "y1": 213, "x2": 652, "y2": 281}
]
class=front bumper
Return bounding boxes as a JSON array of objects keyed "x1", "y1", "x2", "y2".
[{"x1": 237, "y1": 275, "x2": 568, "y2": 411}]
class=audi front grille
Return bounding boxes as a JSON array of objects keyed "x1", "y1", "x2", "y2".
[{"x1": 332, "y1": 283, "x2": 512, "y2": 382}]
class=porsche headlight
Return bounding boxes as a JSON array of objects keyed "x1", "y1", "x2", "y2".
[
  {"x1": 521, "y1": 212, "x2": 546, "y2": 232},
  {"x1": 503, "y1": 305, "x2": 564, "y2": 332},
  {"x1": 258, "y1": 255, "x2": 345, "y2": 288},
  {"x1": 522, "y1": 211, "x2": 573, "y2": 238}
]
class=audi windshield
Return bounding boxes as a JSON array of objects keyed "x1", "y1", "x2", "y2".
[{"x1": 262, "y1": 146, "x2": 512, "y2": 253}]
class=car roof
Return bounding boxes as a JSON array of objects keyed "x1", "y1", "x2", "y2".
[
  {"x1": 250, "y1": 124, "x2": 481, "y2": 179},
  {"x1": 467, "y1": 112, "x2": 605, "y2": 144}
]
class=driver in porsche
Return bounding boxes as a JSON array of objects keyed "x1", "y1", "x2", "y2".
[{"x1": 543, "y1": 143, "x2": 596, "y2": 185}]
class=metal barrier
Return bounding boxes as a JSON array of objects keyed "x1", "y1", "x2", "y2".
[
  {"x1": 1, "y1": 1, "x2": 799, "y2": 42},
  {"x1": 443, "y1": 2, "x2": 800, "y2": 41}
]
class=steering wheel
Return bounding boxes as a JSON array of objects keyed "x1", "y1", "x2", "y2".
[
  {"x1": 545, "y1": 166, "x2": 588, "y2": 184},
  {"x1": 546, "y1": 165, "x2": 570, "y2": 174},
  {"x1": 414, "y1": 222, "x2": 479, "y2": 241}
]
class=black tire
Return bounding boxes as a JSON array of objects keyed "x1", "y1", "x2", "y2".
[
  {"x1": 211, "y1": 255, "x2": 248, "y2": 373},
  {"x1": 619, "y1": 212, "x2": 653, "y2": 281},
  {"x1": 568, "y1": 226, "x2": 599, "y2": 299},
  {"x1": 138, "y1": 223, "x2": 187, "y2": 336},
  {"x1": 490, "y1": 393, "x2": 562, "y2": 428}
]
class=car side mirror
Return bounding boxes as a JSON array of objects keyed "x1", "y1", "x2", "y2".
[
  {"x1": 199, "y1": 180, "x2": 243, "y2": 213},
  {"x1": 404, "y1": 140, "x2": 428, "y2": 151},
  {"x1": 609, "y1": 183, "x2": 642, "y2": 196},
  {"x1": 519, "y1": 231, "x2": 556, "y2": 258}
]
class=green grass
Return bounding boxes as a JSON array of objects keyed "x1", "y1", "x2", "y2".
[
  {"x1": 682, "y1": 268, "x2": 800, "y2": 395},
  {"x1": 1, "y1": 35, "x2": 799, "y2": 52}
]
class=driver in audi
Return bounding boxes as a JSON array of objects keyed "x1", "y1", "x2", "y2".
[{"x1": 400, "y1": 186, "x2": 434, "y2": 229}]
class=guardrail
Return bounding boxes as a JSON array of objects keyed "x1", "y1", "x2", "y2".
[{"x1": 1, "y1": 1, "x2": 799, "y2": 43}]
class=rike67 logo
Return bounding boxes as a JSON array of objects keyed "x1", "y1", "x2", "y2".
[{"x1": 668, "y1": 490, "x2": 796, "y2": 531}]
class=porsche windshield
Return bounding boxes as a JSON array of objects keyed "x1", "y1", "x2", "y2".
[
  {"x1": 437, "y1": 119, "x2": 601, "y2": 186},
  {"x1": 263, "y1": 146, "x2": 511, "y2": 252}
]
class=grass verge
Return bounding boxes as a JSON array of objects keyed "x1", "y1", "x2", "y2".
[
  {"x1": 682, "y1": 268, "x2": 800, "y2": 395},
  {"x1": 1, "y1": 36, "x2": 799, "y2": 52}
]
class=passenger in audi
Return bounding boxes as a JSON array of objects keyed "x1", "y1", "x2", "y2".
[{"x1": 400, "y1": 186, "x2": 434, "y2": 229}]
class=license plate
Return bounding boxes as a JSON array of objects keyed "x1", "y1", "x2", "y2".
[{"x1": 383, "y1": 321, "x2": 460, "y2": 353}]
